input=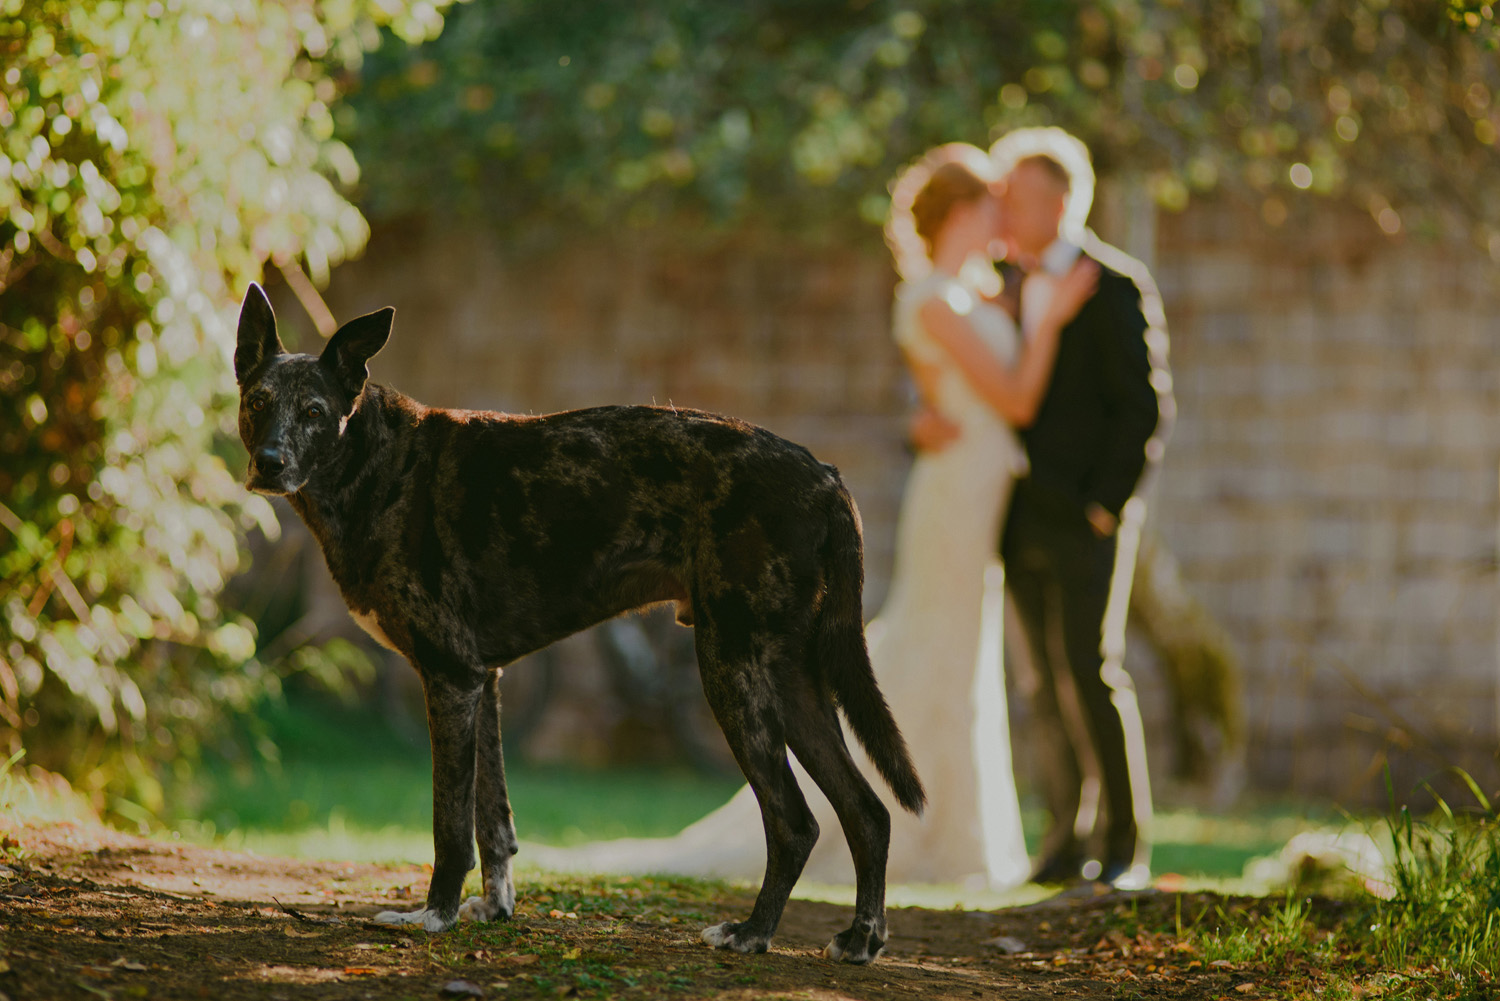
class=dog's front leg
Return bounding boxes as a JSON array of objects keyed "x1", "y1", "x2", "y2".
[
  {"x1": 375, "y1": 674, "x2": 481, "y2": 933},
  {"x1": 459, "y1": 668, "x2": 518, "y2": 923}
]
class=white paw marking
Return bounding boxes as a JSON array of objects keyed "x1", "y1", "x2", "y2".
[
  {"x1": 822, "y1": 933, "x2": 886, "y2": 964},
  {"x1": 459, "y1": 867, "x2": 516, "y2": 922},
  {"x1": 458, "y1": 897, "x2": 490, "y2": 922},
  {"x1": 702, "y1": 922, "x2": 769, "y2": 954},
  {"x1": 373, "y1": 907, "x2": 452, "y2": 933}
]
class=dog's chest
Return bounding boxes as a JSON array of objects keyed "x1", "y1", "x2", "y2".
[{"x1": 350, "y1": 608, "x2": 400, "y2": 652}]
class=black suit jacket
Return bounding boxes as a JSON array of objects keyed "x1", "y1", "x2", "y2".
[{"x1": 1013, "y1": 248, "x2": 1168, "y2": 527}]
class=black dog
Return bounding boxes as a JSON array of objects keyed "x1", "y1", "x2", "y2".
[{"x1": 232, "y1": 284, "x2": 924, "y2": 962}]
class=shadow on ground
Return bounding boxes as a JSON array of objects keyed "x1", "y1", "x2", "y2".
[{"x1": 1, "y1": 821, "x2": 1272, "y2": 1000}]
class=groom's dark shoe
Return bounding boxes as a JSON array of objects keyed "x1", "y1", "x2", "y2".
[
  {"x1": 1028, "y1": 851, "x2": 1086, "y2": 886},
  {"x1": 1093, "y1": 823, "x2": 1148, "y2": 890}
]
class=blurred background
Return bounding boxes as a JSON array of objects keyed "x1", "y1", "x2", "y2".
[{"x1": 3, "y1": 0, "x2": 1499, "y2": 885}]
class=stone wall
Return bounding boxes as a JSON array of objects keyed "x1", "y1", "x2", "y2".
[
  {"x1": 1150, "y1": 201, "x2": 1500, "y2": 802},
  {"x1": 281, "y1": 197, "x2": 1500, "y2": 805}
]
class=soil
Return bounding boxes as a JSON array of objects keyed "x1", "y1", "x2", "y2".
[{"x1": 0, "y1": 820, "x2": 1274, "y2": 1001}]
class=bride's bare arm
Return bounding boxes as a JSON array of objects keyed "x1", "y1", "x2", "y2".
[
  {"x1": 919, "y1": 259, "x2": 1099, "y2": 428},
  {"x1": 899, "y1": 349, "x2": 961, "y2": 451}
]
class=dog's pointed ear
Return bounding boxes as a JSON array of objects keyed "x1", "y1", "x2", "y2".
[
  {"x1": 235, "y1": 283, "x2": 284, "y2": 384},
  {"x1": 320, "y1": 306, "x2": 394, "y2": 398}
]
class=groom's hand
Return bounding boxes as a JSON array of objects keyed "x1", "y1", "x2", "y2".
[
  {"x1": 909, "y1": 407, "x2": 960, "y2": 453},
  {"x1": 1085, "y1": 503, "x2": 1118, "y2": 538}
]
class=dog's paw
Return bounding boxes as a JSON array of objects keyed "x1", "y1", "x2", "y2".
[
  {"x1": 458, "y1": 884, "x2": 515, "y2": 923},
  {"x1": 701, "y1": 921, "x2": 771, "y2": 954},
  {"x1": 373, "y1": 907, "x2": 455, "y2": 933},
  {"x1": 458, "y1": 864, "x2": 516, "y2": 923},
  {"x1": 821, "y1": 921, "x2": 887, "y2": 964}
]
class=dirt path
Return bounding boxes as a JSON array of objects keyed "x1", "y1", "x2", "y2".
[{"x1": 0, "y1": 821, "x2": 1262, "y2": 1000}]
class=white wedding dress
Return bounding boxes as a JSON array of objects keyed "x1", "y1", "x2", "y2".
[{"x1": 527, "y1": 271, "x2": 1032, "y2": 888}]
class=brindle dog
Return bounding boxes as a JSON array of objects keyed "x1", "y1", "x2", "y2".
[{"x1": 232, "y1": 284, "x2": 924, "y2": 963}]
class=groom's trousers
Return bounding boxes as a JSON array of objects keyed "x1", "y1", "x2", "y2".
[{"x1": 1001, "y1": 482, "x2": 1153, "y2": 872}]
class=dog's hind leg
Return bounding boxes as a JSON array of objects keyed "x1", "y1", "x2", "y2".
[
  {"x1": 460, "y1": 668, "x2": 519, "y2": 923},
  {"x1": 695, "y1": 634, "x2": 817, "y2": 955},
  {"x1": 782, "y1": 675, "x2": 892, "y2": 964},
  {"x1": 375, "y1": 672, "x2": 482, "y2": 933}
]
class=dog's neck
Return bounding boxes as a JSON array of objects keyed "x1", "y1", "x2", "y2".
[{"x1": 287, "y1": 381, "x2": 403, "y2": 549}]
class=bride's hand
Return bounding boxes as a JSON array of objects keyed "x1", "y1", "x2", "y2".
[{"x1": 1043, "y1": 258, "x2": 1101, "y2": 327}]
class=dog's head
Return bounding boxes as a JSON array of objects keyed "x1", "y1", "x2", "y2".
[{"x1": 234, "y1": 283, "x2": 393, "y2": 495}]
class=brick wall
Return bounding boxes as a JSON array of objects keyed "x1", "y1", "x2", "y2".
[{"x1": 1151, "y1": 200, "x2": 1500, "y2": 802}]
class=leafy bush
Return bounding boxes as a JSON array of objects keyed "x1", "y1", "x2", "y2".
[
  {"x1": 342, "y1": 0, "x2": 1500, "y2": 251},
  {"x1": 0, "y1": 0, "x2": 449, "y2": 818}
]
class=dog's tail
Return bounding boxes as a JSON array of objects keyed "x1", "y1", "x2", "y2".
[{"x1": 815, "y1": 478, "x2": 926, "y2": 816}]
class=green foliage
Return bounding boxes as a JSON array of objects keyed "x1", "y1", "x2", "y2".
[
  {"x1": 0, "y1": 0, "x2": 448, "y2": 817},
  {"x1": 1451, "y1": 1, "x2": 1500, "y2": 47},
  {"x1": 1365, "y1": 775, "x2": 1499, "y2": 992},
  {"x1": 342, "y1": 0, "x2": 1500, "y2": 252},
  {"x1": 1197, "y1": 894, "x2": 1341, "y2": 969}
]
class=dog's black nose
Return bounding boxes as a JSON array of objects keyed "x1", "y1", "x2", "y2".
[{"x1": 256, "y1": 446, "x2": 287, "y2": 475}]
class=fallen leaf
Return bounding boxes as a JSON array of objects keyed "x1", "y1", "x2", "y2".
[
  {"x1": 561, "y1": 947, "x2": 581, "y2": 961},
  {"x1": 1235, "y1": 984, "x2": 1257, "y2": 994},
  {"x1": 109, "y1": 957, "x2": 147, "y2": 972},
  {"x1": 343, "y1": 967, "x2": 379, "y2": 976},
  {"x1": 442, "y1": 979, "x2": 485, "y2": 998}
]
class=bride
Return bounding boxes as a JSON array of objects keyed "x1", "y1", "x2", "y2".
[{"x1": 529, "y1": 144, "x2": 1099, "y2": 888}]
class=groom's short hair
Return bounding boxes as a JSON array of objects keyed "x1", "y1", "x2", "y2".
[{"x1": 1016, "y1": 153, "x2": 1071, "y2": 193}]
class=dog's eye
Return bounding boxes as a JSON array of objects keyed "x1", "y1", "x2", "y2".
[
  {"x1": 249, "y1": 398, "x2": 267, "y2": 413},
  {"x1": 307, "y1": 405, "x2": 323, "y2": 419}
]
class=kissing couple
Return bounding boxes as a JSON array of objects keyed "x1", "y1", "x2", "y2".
[{"x1": 539, "y1": 127, "x2": 1171, "y2": 893}]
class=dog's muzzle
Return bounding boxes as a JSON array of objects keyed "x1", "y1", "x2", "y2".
[{"x1": 247, "y1": 445, "x2": 302, "y2": 494}]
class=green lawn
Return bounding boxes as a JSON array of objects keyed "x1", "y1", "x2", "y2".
[
  {"x1": 176, "y1": 692, "x2": 1342, "y2": 890},
  {"x1": 175, "y1": 693, "x2": 745, "y2": 862}
]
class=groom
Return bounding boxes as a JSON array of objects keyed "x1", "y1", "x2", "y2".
[
  {"x1": 993, "y1": 130, "x2": 1170, "y2": 890},
  {"x1": 913, "y1": 128, "x2": 1171, "y2": 889}
]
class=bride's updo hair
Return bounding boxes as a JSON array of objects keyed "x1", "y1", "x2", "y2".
[
  {"x1": 910, "y1": 162, "x2": 989, "y2": 257},
  {"x1": 886, "y1": 143, "x2": 996, "y2": 282}
]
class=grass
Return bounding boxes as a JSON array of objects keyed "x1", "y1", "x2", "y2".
[
  {"x1": 413, "y1": 872, "x2": 762, "y2": 999},
  {"x1": 1361, "y1": 776, "x2": 1500, "y2": 993},
  {"x1": 174, "y1": 690, "x2": 1347, "y2": 898},
  {"x1": 174, "y1": 692, "x2": 744, "y2": 862},
  {"x1": 1181, "y1": 773, "x2": 1500, "y2": 1001}
]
